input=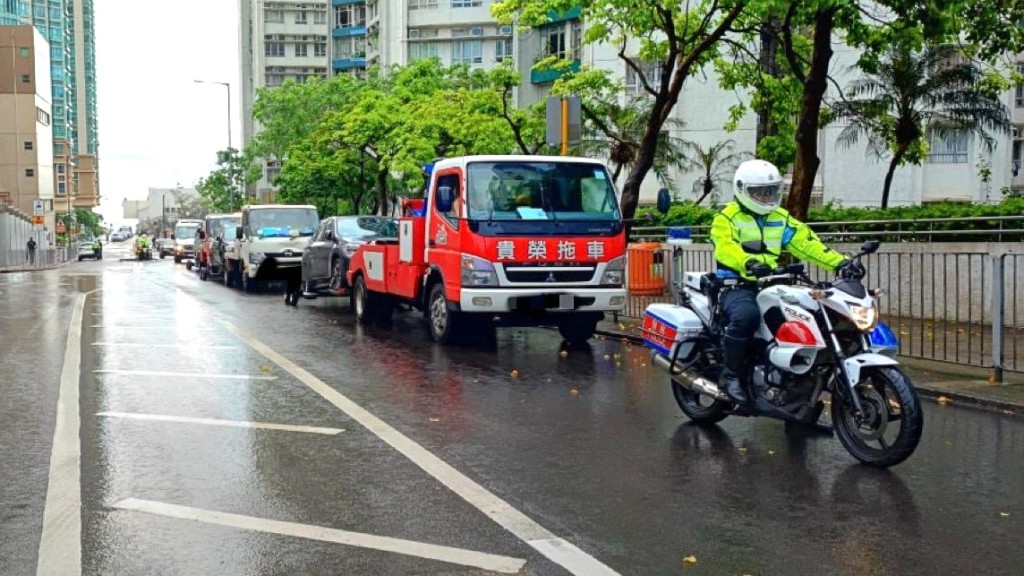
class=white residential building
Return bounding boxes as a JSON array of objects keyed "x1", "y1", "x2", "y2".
[{"x1": 238, "y1": 0, "x2": 1021, "y2": 208}]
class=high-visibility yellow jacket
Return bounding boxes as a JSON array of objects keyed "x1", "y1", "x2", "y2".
[{"x1": 710, "y1": 202, "x2": 845, "y2": 281}]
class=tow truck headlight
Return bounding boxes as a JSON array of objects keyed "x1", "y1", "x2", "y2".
[
  {"x1": 249, "y1": 252, "x2": 266, "y2": 266},
  {"x1": 461, "y1": 254, "x2": 498, "y2": 286},
  {"x1": 850, "y1": 304, "x2": 879, "y2": 332},
  {"x1": 600, "y1": 256, "x2": 625, "y2": 286}
]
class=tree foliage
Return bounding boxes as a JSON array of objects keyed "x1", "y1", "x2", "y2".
[
  {"x1": 196, "y1": 148, "x2": 262, "y2": 213},
  {"x1": 677, "y1": 139, "x2": 753, "y2": 205},
  {"x1": 830, "y1": 43, "x2": 1009, "y2": 208}
]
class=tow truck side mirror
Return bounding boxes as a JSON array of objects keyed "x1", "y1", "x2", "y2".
[
  {"x1": 170, "y1": 234, "x2": 176, "y2": 240},
  {"x1": 235, "y1": 226, "x2": 243, "y2": 240},
  {"x1": 656, "y1": 188, "x2": 671, "y2": 215},
  {"x1": 437, "y1": 185, "x2": 455, "y2": 213},
  {"x1": 198, "y1": 230, "x2": 206, "y2": 240}
]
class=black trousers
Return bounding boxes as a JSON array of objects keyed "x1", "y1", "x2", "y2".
[{"x1": 720, "y1": 286, "x2": 760, "y2": 374}]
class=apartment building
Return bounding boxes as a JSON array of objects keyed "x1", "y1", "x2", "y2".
[
  {"x1": 240, "y1": 1, "x2": 1019, "y2": 207},
  {"x1": 0, "y1": 25, "x2": 56, "y2": 233}
]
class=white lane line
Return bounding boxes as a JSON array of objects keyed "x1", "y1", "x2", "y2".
[
  {"x1": 223, "y1": 322, "x2": 621, "y2": 576},
  {"x1": 93, "y1": 369, "x2": 277, "y2": 381},
  {"x1": 90, "y1": 325, "x2": 208, "y2": 329},
  {"x1": 97, "y1": 412, "x2": 344, "y2": 435},
  {"x1": 91, "y1": 342, "x2": 238, "y2": 350},
  {"x1": 113, "y1": 498, "x2": 526, "y2": 574},
  {"x1": 37, "y1": 290, "x2": 94, "y2": 576}
]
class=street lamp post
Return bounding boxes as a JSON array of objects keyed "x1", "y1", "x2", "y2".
[{"x1": 194, "y1": 79, "x2": 232, "y2": 151}]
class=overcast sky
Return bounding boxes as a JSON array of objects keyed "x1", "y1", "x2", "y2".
[{"x1": 93, "y1": 0, "x2": 241, "y2": 224}]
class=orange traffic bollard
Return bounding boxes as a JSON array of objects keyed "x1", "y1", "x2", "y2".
[{"x1": 628, "y1": 242, "x2": 666, "y2": 295}]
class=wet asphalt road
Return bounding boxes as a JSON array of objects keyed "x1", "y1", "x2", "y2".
[{"x1": 2, "y1": 241, "x2": 1024, "y2": 575}]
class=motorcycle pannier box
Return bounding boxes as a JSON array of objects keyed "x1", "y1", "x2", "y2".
[{"x1": 642, "y1": 303, "x2": 703, "y2": 359}]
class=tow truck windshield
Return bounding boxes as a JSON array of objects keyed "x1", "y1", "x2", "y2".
[
  {"x1": 247, "y1": 208, "x2": 318, "y2": 238},
  {"x1": 175, "y1": 223, "x2": 198, "y2": 240},
  {"x1": 466, "y1": 161, "x2": 621, "y2": 236}
]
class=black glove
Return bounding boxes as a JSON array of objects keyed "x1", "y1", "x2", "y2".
[
  {"x1": 745, "y1": 259, "x2": 773, "y2": 278},
  {"x1": 836, "y1": 259, "x2": 865, "y2": 279}
]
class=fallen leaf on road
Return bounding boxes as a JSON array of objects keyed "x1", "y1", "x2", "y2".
[
  {"x1": 510, "y1": 369, "x2": 519, "y2": 378},
  {"x1": 570, "y1": 388, "x2": 579, "y2": 397},
  {"x1": 1000, "y1": 512, "x2": 1010, "y2": 517},
  {"x1": 429, "y1": 417, "x2": 440, "y2": 422},
  {"x1": 682, "y1": 555, "x2": 697, "y2": 565},
  {"x1": 738, "y1": 447, "x2": 748, "y2": 453},
  {"x1": 618, "y1": 323, "x2": 626, "y2": 330},
  {"x1": 259, "y1": 364, "x2": 271, "y2": 372},
  {"x1": 768, "y1": 450, "x2": 775, "y2": 456},
  {"x1": 604, "y1": 354, "x2": 611, "y2": 360},
  {"x1": 640, "y1": 362, "x2": 647, "y2": 367},
  {"x1": 1003, "y1": 410, "x2": 1015, "y2": 416},
  {"x1": 937, "y1": 396, "x2": 950, "y2": 405},
  {"x1": 559, "y1": 350, "x2": 568, "y2": 357}
]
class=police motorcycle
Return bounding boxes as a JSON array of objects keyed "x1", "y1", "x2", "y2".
[{"x1": 643, "y1": 237, "x2": 923, "y2": 467}]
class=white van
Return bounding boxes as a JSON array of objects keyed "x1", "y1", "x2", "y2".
[{"x1": 225, "y1": 204, "x2": 319, "y2": 291}]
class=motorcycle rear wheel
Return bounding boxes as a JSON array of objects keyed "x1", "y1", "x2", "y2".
[
  {"x1": 832, "y1": 367, "x2": 922, "y2": 468},
  {"x1": 671, "y1": 351, "x2": 729, "y2": 425}
]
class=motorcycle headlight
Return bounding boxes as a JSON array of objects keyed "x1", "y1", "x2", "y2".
[
  {"x1": 600, "y1": 256, "x2": 625, "y2": 286},
  {"x1": 461, "y1": 254, "x2": 498, "y2": 286},
  {"x1": 249, "y1": 252, "x2": 266, "y2": 266},
  {"x1": 849, "y1": 304, "x2": 879, "y2": 332}
]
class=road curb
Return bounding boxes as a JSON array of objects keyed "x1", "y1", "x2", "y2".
[
  {"x1": 0, "y1": 263, "x2": 68, "y2": 273},
  {"x1": 593, "y1": 328, "x2": 1021, "y2": 414}
]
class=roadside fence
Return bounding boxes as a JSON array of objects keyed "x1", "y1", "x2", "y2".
[
  {"x1": 621, "y1": 242, "x2": 1024, "y2": 379},
  {"x1": 0, "y1": 203, "x2": 61, "y2": 271}
]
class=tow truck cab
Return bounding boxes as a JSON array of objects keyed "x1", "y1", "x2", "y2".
[{"x1": 347, "y1": 155, "x2": 627, "y2": 344}]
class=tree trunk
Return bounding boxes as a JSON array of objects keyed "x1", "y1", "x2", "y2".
[
  {"x1": 377, "y1": 170, "x2": 389, "y2": 216},
  {"x1": 756, "y1": 18, "x2": 781, "y2": 146},
  {"x1": 786, "y1": 8, "x2": 836, "y2": 221},
  {"x1": 881, "y1": 146, "x2": 907, "y2": 209},
  {"x1": 695, "y1": 176, "x2": 715, "y2": 205}
]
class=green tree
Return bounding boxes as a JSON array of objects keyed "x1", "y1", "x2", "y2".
[
  {"x1": 830, "y1": 43, "x2": 1009, "y2": 208},
  {"x1": 73, "y1": 208, "x2": 104, "y2": 237},
  {"x1": 677, "y1": 139, "x2": 752, "y2": 205},
  {"x1": 196, "y1": 148, "x2": 262, "y2": 212},
  {"x1": 493, "y1": 0, "x2": 753, "y2": 223},
  {"x1": 575, "y1": 94, "x2": 688, "y2": 191}
]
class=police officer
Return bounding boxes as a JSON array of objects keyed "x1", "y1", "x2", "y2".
[{"x1": 710, "y1": 159, "x2": 856, "y2": 404}]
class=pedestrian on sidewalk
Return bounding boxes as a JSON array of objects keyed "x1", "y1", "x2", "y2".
[{"x1": 26, "y1": 238, "x2": 36, "y2": 265}]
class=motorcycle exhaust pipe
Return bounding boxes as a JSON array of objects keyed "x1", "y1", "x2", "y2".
[{"x1": 651, "y1": 352, "x2": 730, "y2": 402}]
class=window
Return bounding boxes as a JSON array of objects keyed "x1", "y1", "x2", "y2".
[
  {"x1": 57, "y1": 164, "x2": 65, "y2": 174},
  {"x1": 54, "y1": 143, "x2": 64, "y2": 155},
  {"x1": 25, "y1": 169, "x2": 34, "y2": 177},
  {"x1": 541, "y1": 26, "x2": 566, "y2": 59},
  {"x1": 264, "y1": 8, "x2": 284, "y2": 22},
  {"x1": 295, "y1": 42, "x2": 308, "y2": 57},
  {"x1": 436, "y1": 173, "x2": 461, "y2": 226},
  {"x1": 926, "y1": 130, "x2": 969, "y2": 163},
  {"x1": 1016, "y1": 64, "x2": 1024, "y2": 107},
  {"x1": 452, "y1": 0, "x2": 481, "y2": 6},
  {"x1": 58, "y1": 182, "x2": 66, "y2": 196},
  {"x1": 18, "y1": 46, "x2": 29, "y2": 57},
  {"x1": 266, "y1": 73, "x2": 284, "y2": 87},
  {"x1": 21, "y1": 74, "x2": 30, "y2": 83},
  {"x1": 315, "y1": 42, "x2": 327, "y2": 57},
  {"x1": 495, "y1": 38, "x2": 513, "y2": 62},
  {"x1": 266, "y1": 161, "x2": 281, "y2": 183},
  {"x1": 314, "y1": 10, "x2": 326, "y2": 25},
  {"x1": 409, "y1": 42, "x2": 439, "y2": 61},
  {"x1": 452, "y1": 40, "x2": 483, "y2": 65},
  {"x1": 452, "y1": 28, "x2": 469, "y2": 38},
  {"x1": 624, "y1": 60, "x2": 663, "y2": 95},
  {"x1": 1013, "y1": 140, "x2": 1022, "y2": 177},
  {"x1": 36, "y1": 107, "x2": 50, "y2": 125},
  {"x1": 295, "y1": 9, "x2": 307, "y2": 23},
  {"x1": 24, "y1": 141, "x2": 33, "y2": 151},
  {"x1": 571, "y1": 21, "x2": 582, "y2": 60},
  {"x1": 408, "y1": 0, "x2": 438, "y2": 10},
  {"x1": 335, "y1": 4, "x2": 365, "y2": 27},
  {"x1": 265, "y1": 42, "x2": 285, "y2": 57}
]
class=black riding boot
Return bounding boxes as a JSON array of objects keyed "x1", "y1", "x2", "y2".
[{"x1": 720, "y1": 335, "x2": 750, "y2": 404}]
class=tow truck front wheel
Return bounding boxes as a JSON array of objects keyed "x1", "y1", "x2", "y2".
[
  {"x1": 428, "y1": 283, "x2": 462, "y2": 344},
  {"x1": 353, "y1": 275, "x2": 376, "y2": 325}
]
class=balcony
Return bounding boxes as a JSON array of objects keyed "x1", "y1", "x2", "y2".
[
  {"x1": 332, "y1": 24, "x2": 366, "y2": 37},
  {"x1": 530, "y1": 59, "x2": 580, "y2": 84},
  {"x1": 332, "y1": 0, "x2": 364, "y2": 4},
  {"x1": 332, "y1": 56, "x2": 367, "y2": 70},
  {"x1": 545, "y1": 5, "x2": 581, "y2": 23}
]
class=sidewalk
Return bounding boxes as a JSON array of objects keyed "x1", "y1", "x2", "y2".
[
  {"x1": 0, "y1": 261, "x2": 68, "y2": 273},
  {"x1": 595, "y1": 319, "x2": 1024, "y2": 414}
]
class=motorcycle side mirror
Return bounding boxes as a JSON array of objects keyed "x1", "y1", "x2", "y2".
[
  {"x1": 235, "y1": 226, "x2": 243, "y2": 240},
  {"x1": 656, "y1": 188, "x2": 671, "y2": 214},
  {"x1": 861, "y1": 240, "x2": 880, "y2": 254},
  {"x1": 741, "y1": 240, "x2": 768, "y2": 254}
]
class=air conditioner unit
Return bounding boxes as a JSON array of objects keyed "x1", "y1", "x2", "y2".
[
  {"x1": 499, "y1": 25, "x2": 512, "y2": 35},
  {"x1": 408, "y1": 29, "x2": 421, "y2": 38},
  {"x1": 470, "y1": 26, "x2": 483, "y2": 36},
  {"x1": 1014, "y1": 126, "x2": 1023, "y2": 139}
]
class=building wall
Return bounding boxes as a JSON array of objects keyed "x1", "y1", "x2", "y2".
[{"x1": 70, "y1": 0, "x2": 98, "y2": 208}]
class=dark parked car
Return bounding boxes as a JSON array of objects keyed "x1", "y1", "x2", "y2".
[{"x1": 299, "y1": 216, "x2": 397, "y2": 298}]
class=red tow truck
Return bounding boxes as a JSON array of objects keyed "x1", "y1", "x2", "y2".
[{"x1": 346, "y1": 155, "x2": 628, "y2": 344}]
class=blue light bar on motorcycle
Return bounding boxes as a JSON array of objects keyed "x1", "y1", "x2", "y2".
[{"x1": 869, "y1": 322, "x2": 899, "y2": 351}]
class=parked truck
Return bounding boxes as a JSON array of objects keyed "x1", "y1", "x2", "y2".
[
  {"x1": 224, "y1": 204, "x2": 319, "y2": 292},
  {"x1": 345, "y1": 155, "x2": 628, "y2": 344}
]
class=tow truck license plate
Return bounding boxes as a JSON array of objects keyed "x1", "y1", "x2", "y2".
[{"x1": 558, "y1": 294, "x2": 574, "y2": 310}]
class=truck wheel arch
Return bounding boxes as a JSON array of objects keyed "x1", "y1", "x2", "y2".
[{"x1": 422, "y1": 266, "x2": 445, "y2": 314}]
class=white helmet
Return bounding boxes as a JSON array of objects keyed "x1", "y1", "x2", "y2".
[{"x1": 733, "y1": 159, "x2": 783, "y2": 215}]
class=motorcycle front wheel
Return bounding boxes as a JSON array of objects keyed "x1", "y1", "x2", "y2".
[{"x1": 832, "y1": 367, "x2": 923, "y2": 468}]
